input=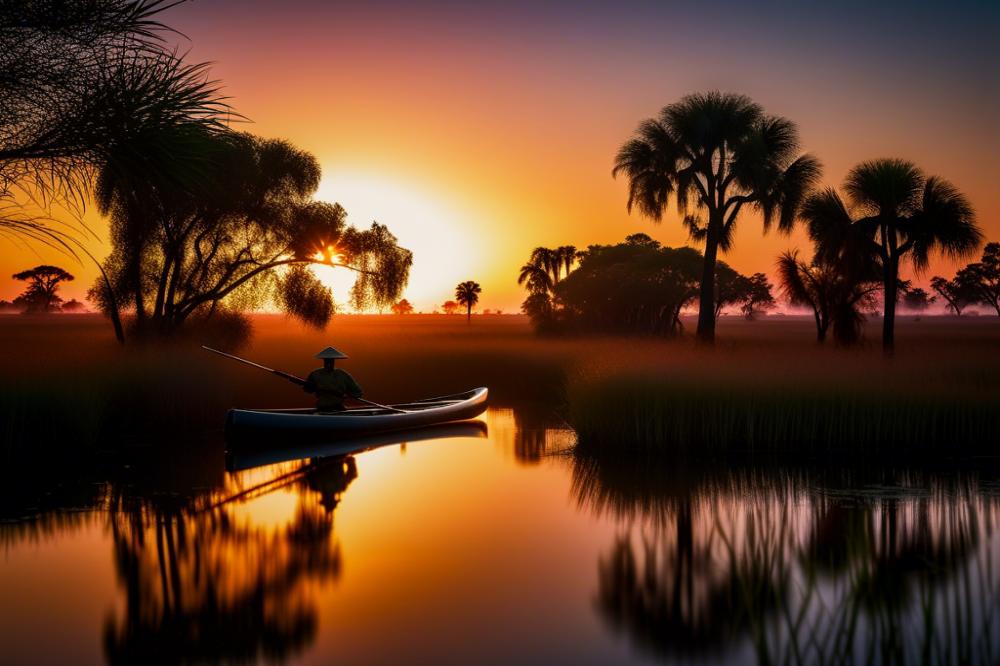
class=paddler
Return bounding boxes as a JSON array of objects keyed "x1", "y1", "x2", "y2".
[{"x1": 303, "y1": 347, "x2": 364, "y2": 412}]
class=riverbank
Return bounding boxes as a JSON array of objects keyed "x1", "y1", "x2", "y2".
[{"x1": 2, "y1": 313, "x2": 999, "y2": 461}]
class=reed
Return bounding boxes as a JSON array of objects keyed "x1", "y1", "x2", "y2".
[{"x1": 569, "y1": 371, "x2": 1000, "y2": 454}]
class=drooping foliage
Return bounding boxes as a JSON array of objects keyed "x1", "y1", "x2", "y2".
[
  {"x1": 613, "y1": 91, "x2": 821, "y2": 343},
  {"x1": 929, "y1": 276, "x2": 975, "y2": 316},
  {"x1": 90, "y1": 130, "x2": 411, "y2": 337},
  {"x1": 776, "y1": 249, "x2": 880, "y2": 345},
  {"x1": 0, "y1": 0, "x2": 230, "y2": 245}
]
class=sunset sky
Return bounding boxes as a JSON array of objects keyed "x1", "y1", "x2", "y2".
[{"x1": 2, "y1": 0, "x2": 997, "y2": 311}]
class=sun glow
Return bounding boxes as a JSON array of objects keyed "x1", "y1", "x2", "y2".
[{"x1": 312, "y1": 172, "x2": 482, "y2": 312}]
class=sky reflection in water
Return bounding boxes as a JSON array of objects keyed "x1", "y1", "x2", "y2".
[{"x1": 1, "y1": 408, "x2": 998, "y2": 665}]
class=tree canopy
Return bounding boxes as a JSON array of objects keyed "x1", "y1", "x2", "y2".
[
  {"x1": 90, "y1": 130, "x2": 411, "y2": 337},
  {"x1": 12, "y1": 264, "x2": 74, "y2": 312},
  {"x1": 613, "y1": 91, "x2": 821, "y2": 343},
  {"x1": 0, "y1": 0, "x2": 230, "y2": 246},
  {"x1": 955, "y1": 242, "x2": 1000, "y2": 316},
  {"x1": 455, "y1": 281, "x2": 481, "y2": 322},
  {"x1": 522, "y1": 235, "x2": 764, "y2": 337}
]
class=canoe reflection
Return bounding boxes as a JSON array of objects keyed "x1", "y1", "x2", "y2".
[
  {"x1": 226, "y1": 420, "x2": 489, "y2": 471},
  {"x1": 573, "y1": 453, "x2": 1000, "y2": 663}
]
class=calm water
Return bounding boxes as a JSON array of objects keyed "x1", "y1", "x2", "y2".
[{"x1": 2, "y1": 407, "x2": 999, "y2": 665}]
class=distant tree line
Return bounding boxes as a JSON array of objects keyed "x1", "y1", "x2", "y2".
[
  {"x1": 930, "y1": 243, "x2": 1000, "y2": 316},
  {"x1": 519, "y1": 235, "x2": 774, "y2": 336},
  {"x1": 518, "y1": 237, "x2": 999, "y2": 344}
]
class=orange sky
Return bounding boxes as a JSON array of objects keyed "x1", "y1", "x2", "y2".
[{"x1": 2, "y1": 1, "x2": 997, "y2": 312}]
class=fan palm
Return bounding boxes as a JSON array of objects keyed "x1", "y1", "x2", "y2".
[
  {"x1": 804, "y1": 159, "x2": 981, "y2": 352},
  {"x1": 613, "y1": 91, "x2": 821, "y2": 343},
  {"x1": 455, "y1": 280, "x2": 482, "y2": 323},
  {"x1": 518, "y1": 262, "x2": 553, "y2": 295},
  {"x1": 777, "y1": 250, "x2": 879, "y2": 345}
]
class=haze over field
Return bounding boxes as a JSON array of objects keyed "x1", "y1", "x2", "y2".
[{"x1": 1, "y1": 0, "x2": 996, "y2": 311}]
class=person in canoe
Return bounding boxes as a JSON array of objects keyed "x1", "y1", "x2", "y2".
[{"x1": 303, "y1": 347, "x2": 364, "y2": 412}]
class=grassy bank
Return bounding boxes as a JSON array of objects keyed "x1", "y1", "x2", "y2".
[
  {"x1": 2, "y1": 313, "x2": 999, "y2": 462},
  {"x1": 569, "y1": 323, "x2": 1000, "y2": 455}
]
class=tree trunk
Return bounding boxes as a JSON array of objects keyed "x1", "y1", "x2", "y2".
[
  {"x1": 695, "y1": 223, "x2": 720, "y2": 344},
  {"x1": 466, "y1": 303, "x2": 471, "y2": 323},
  {"x1": 814, "y1": 310, "x2": 827, "y2": 343},
  {"x1": 882, "y1": 259, "x2": 898, "y2": 354}
]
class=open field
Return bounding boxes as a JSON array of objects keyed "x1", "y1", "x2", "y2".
[{"x1": 1, "y1": 313, "x2": 998, "y2": 461}]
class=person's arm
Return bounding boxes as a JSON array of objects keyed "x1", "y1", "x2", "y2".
[
  {"x1": 303, "y1": 371, "x2": 317, "y2": 394},
  {"x1": 344, "y1": 372, "x2": 363, "y2": 398}
]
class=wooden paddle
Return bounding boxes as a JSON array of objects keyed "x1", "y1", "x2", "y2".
[{"x1": 201, "y1": 346, "x2": 409, "y2": 414}]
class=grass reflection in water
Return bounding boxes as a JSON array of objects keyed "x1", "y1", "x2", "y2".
[{"x1": 573, "y1": 453, "x2": 1000, "y2": 664}]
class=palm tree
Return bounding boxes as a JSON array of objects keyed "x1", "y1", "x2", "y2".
[
  {"x1": 613, "y1": 91, "x2": 821, "y2": 344},
  {"x1": 776, "y1": 250, "x2": 879, "y2": 345},
  {"x1": 804, "y1": 159, "x2": 981, "y2": 352},
  {"x1": 455, "y1": 281, "x2": 482, "y2": 323},
  {"x1": 554, "y1": 245, "x2": 578, "y2": 281},
  {"x1": 518, "y1": 261, "x2": 553, "y2": 295}
]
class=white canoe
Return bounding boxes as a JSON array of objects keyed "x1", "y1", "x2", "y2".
[{"x1": 226, "y1": 387, "x2": 489, "y2": 435}]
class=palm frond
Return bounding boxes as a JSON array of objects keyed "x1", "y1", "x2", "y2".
[
  {"x1": 905, "y1": 175, "x2": 981, "y2": 269},
  {"x1": 844, "y1": 158, "x2": 923, "y2": 217}
]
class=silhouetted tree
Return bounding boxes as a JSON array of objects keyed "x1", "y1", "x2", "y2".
[
  {"x1": 61, "y1": 298, "x2": 87, "y2": 312},
  {"x1": 713, "y1": 263, "x2": 749, "y2": 321},
  {"x1": 554, "y1": 236, "x2": 705, "y2": 336},
  {"x1": 518, "y1": 245, "x2": 579, "y2": 330},
  {"x1": 930, "y1": 275, "x2": 975, "y2": 316},
  {"x1": 90, "y1": 131, "x2": 411, "y2": 338},
  {"x1": 776, "y1": 250, "x2": 880, "y2": 345},
  {"x1": 739, "y1": 273, "x2": 777, "y2": 319},
  {"x1": 956, "y1": 242, "x2": 1000, "y2": 316},
  {"x1": 0, "y1": 1, "x2": 229, "y2": 254},
  {"x1": 0, "y1": 299, "x2": 17, "y2": 313},
  {"x1": 12, "y1": 264, "x2": 74, "y2": 312},
  {"x1": 902, "y1": 288, "x2": 935, "y2": 312},
  {"x1": 613, "y1": 91, "x2": 821, "y2": 344},
  {"x1": 391, "y1": 298, "x2": 414, "y2": 315},
  {"x1": 805, "y1": 160, "x2": 981, "y2": 352},
  {"x1": 441, "y1": 300, "x2": 460, "y2": 315},
  {"x1": 455, "y1": 281, "x2": 481, "y2": 322}
]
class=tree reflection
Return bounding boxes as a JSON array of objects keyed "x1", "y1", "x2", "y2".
[
  {"x1": 574, "y1": 453, "x2": 1000, "y2": 663},
  {"x1": 100, "y1": 455, "x2": 356, "y2": 664}
]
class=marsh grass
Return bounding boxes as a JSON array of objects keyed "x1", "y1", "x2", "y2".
[
  {"x1": 569, "y1": 373, "x2": 1000, "y2": 454},
  {"x1": 1, "y1": 313, "x2": 998, "y2": 462},
  {"x1": 569, "y1": 317, "x2": 1000, "y2": 455}
]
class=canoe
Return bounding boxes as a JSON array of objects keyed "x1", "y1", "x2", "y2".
[
  {"x1": 226, "y1": 420, "x2": 489, "y2": 471},
  {"x1": 225, "y1": 387, "x2": 488, "y2": 436}
]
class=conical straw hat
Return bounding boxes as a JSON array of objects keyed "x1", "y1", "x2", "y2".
[{"x1": 315, "y1": 346, "x2": 349, "y2": 359}]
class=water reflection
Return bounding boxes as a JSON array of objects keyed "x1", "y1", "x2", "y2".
[
  {"x1": 3, "y1": 413, "x2": 999, "y2": 664},
  {"x1": 574, "y1": 453, "x2": 1000, "y2": 663},
  {"x1": 103, "y1": 455, "x2": 354, "y2": 664},
  {"x1": 1, "y1": 421, "x2": 488, "y2": 665}
]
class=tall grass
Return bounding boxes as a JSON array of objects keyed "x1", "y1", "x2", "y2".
[
  {"x1": 2, "y1": 313, "x2": 999, "y2": 462},
  {"x1": 569, "y1": 317, "x2": 1000, "y2": 455},
  {"x1": 569, "y1": 372, "x2": 1000, "y2": 455}
]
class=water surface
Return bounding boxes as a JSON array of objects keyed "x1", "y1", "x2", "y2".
[{"x1": 2, "y1": 408, "x2": 998, "y2": 665}]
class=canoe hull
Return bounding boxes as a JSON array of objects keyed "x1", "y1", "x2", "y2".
[{"x1": 226, "y1": 387, "x2": 488, "y2": 436}]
